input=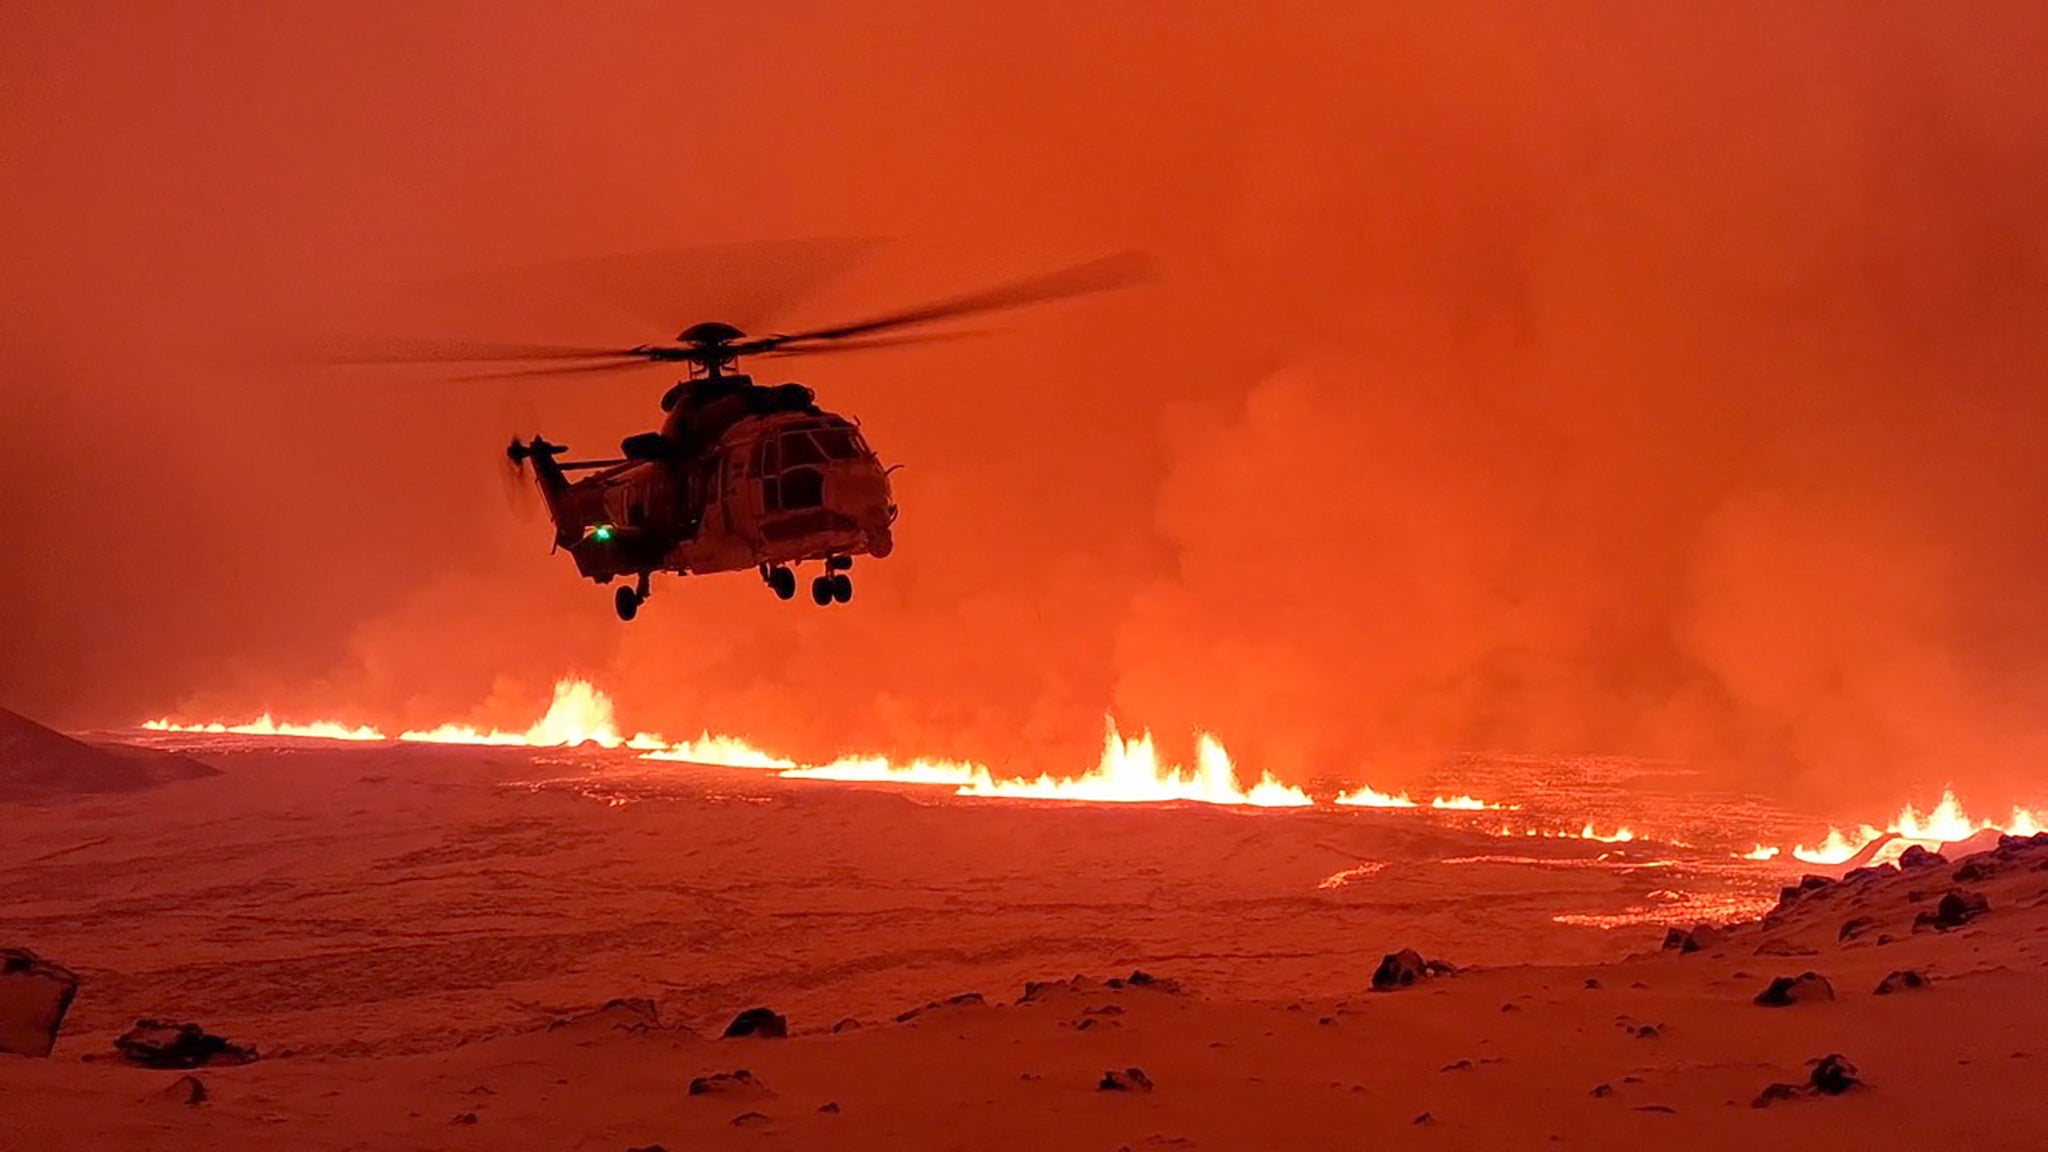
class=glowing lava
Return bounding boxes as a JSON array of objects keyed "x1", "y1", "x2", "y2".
[
  {"x1": 641, "y1": 733, "x2": 796, "y2": 770},
  {"x1": 141, "y1": 716, "x2": 386, "y2": 741},
  {"x1": 399, "y1": 679, "x2": 629, "y2": 748},
  {"x1": 1792, "y1": 789, "x2": 2044, "y2": 864},
  {"x1": 783, "y1": 723, "x2": 1314, "y2": 808},
  {"x1": 1333, "y1": 784, "x2": 1418, "y2": 808},
  {"x1": 961, "y1": 726, "x2": 1312, "y2": 807},
  {"x1": 1333, "y1": 785, "x2": 1515, "y2": 810}
]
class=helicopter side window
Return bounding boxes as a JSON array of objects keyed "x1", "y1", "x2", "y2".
[{"x1": 778, "y1": 466, "x2": 823, "y2": 510}]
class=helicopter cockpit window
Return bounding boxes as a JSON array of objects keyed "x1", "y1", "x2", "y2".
[
  {"x1": 779, "y1": 431, "x2": 827, "y2": 467},
  {"x1": 813, "y1": 428, "x2": 859, "y2": 460}
]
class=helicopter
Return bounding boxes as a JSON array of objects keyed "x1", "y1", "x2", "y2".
[{"x1": 361, "y1": 253, "x2": 1147, "y2": 620}]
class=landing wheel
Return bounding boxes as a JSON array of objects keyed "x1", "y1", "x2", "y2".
[
  {"x1": 767, "y1": 566, "x2": 796, "y2": 600},
  {"x1": 830, "y1": 573, "x2": 853, "y2": 604},
  {"x1": 810, "y1": 576, "x2": 835, "y2": 606},
  {"x1": 614, "y1": 585, "x2": 641, "y2": 621}
]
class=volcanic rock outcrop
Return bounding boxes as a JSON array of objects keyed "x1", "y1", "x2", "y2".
[
  {"x1": 113, "y1": 1019, "x2": 257, "y2": 1069},
  {"x1": 0, "y1": 947, "x2": 80, "y2": 1057}
]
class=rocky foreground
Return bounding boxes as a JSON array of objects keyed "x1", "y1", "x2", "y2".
[{"x1": 3, "y1": 744, "x2": 2046, "y2": 1150}]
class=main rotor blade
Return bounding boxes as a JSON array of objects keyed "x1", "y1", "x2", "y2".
[
  {"x1": 751, "y1": 330, "x2": 986, "y2": 359},
  {"x1": 320, "y1": 338, "x2": 645, "y2": 365},
  {"x1": 739, "y1": 251, "x2": 1154, "y2": 355},
  {"x1": 406, "y1": 238, "x2": 879, "y2": 336},
  {"x1": 445, "y1": 359, "x2": 670, "y2": 382}
]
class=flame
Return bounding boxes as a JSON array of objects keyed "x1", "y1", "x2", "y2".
[
  {"x1": 1791, "y1": 789, "x2": 2043, "y2": 865},
  {"x1": 641, "y1": 732, "x2": 797, "y2": 770},
  {"x1": 141, "y1": 716, "x2": 386, "y2": 741},
  {"x1": 1333, "y1": 786, "x2": 1514, "y2": 810},
  {"x1": 399, "y1": 679, "x2": 624, "y2": 748},
  {"x1": 1573, "y1": 822, "x2": 1635, "y2": 843},
  {"x1": 1431, "y1": 794, "x2": 1514, "y2": 810},
  {"x1": 959, "y1": 724, "x2": 1312, "y2": 807},
  {"x1": 707, "y1": 720, "x2": 1315, "y2": 807},
  {"x1": 1739, "y1": 844, "x2": 1782, "y2": 861},
  {"x1": 785, "y1": 755, "x2": 980, "y2": 785},
  {"x1": 1333, "y1": 784, "x2": 1417, "y2": 808}
]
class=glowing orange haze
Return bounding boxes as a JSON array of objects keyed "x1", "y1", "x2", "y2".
[
  {"x1": 144, "y1": 679, "x2": 2043, "y2": 862},
  {"x1": 12, "y1": 6, "x2": 2048, "y2": 825}
]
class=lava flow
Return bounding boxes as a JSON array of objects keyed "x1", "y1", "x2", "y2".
[{"x1": 138, "y1": 680, "x2": 2043, "y2": 850}]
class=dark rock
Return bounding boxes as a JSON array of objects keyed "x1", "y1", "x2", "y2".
[
  {"x1": 1874, "y1": 970, "x2": 1931, "y2": 995},
  {"x1": 1120, "y1": 970, "x2": 1181, "y2": 992},
  {"x1": 451, "y1": 1112, "x2": 479, "y2": 1125},
  {"x1": 0, "y1": 947, "x2": 80, "y2": 1058},
  {"x1": 1583, "y1": 978, "x2": 1603, "y2": 990},
  {"x1": 1754, "y1": 972, "x2": 1835, "y2": 1007},
  {"x1": 1754, "y1": 938, "x2": 1818, "y2": 957},
  {"x1": 1424, "y1": 958, "x2": 1459, "y2": 977},
  {"x1": 1751, "y1": 1082, "x2": 1802, "y2": 1108},
  {"x1": 1810, "y1": 1054, "x2": 1860, "y2": 1095},
  {"x1": 1996, "y1": 831, "x2": 2048, "y2": 852},
  {"x1": 730, "y1": 1111, "x2": 771, "y2": 1127},
  {"x1": 818, "y1": 1102, "x2": 840, "y2": 1114},
  {"x1": 1952, "y1": 859, "x2": 1991, "y2": 882},
  {"x1": 1635, "y1": 1105, "x2": 1677, "y2": 1113},
  {"x1": 1590, "y1": 1083, "x2": 1613, "y2": 1098},
  {"x1": 626, "y1": 1145, "x2": 668, "y2": 1152},
  {"x1": 897, "y1": 992, "x2": 987, "y2": 1022},
  {"x1": 830, "y1": 1017, "x2": 862, "y2": 1033},
  {"x1": 1913, "y1": 889, "x2": 1990, "y2": 932},
  {"x1": 1099, "y1": 1067, "x2": 1154, "y2": 1092},
  {"x1": 689, "y1": 1069, "x2": 767, "y2": 1097},
  {"x1": 1838, "y1": 916, "x2": 1878, "y2": 942},
  {"x1": 1898, "y1": 845, "x2": 1947, "y2": 870},
  {"x1": 113, "y1": 1019, "x2": 257, "y2": 1069},
  {"x1": 157, "y1": 1075, "x2": 207, "y2": 1106},
  {"x1": 1412, "y1": 1112, "x2": 1436, "y2": 1125},
  {"x1": 721, "y1": 1007, "x2": 787, "y2": 1039},
  {"x1": 1441, "y1": 1059, "x2": 1472, "y2": 1072},
  {"x1": 1631, "y1": 1024, "x2": 1661, "y2": 1039},
  {"x1": 1844, "y1": 864, "x2": 1897, "y2": 884},
  {"x1": 1662, "y1": 924, "x2": 1720, "y2": 953},
  {"x1": 1371, "y1": 949, "x2": 1433, "y2": 991}
]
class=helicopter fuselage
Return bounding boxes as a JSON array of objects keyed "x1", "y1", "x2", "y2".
[{"x1": 538, "y1": 405, "x2": 896, "y2": 594}]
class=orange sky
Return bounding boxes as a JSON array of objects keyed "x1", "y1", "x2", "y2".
[{"x1": 4, "y1": 2, "x2": 2046, "y2": 811}]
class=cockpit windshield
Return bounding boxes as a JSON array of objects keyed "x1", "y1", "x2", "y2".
[{"x1": 779, "y1": 425, "x2": 864, "y2": 463}]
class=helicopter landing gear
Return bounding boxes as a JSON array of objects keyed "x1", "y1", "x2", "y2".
[
  {"x1": 761, "y1": 564, "x2": 797, "y2": 601},
  {"x1": 810, "y1": 572, "x2": 852, "y2": 606},
  {"x1": 615, "y1": 572, "x2": 651, "y2": 621},
  {"x1": 808, "y1": 557, "x2": 853, "y2": 606}
]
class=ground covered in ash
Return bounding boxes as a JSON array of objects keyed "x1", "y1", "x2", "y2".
[{"x1": 4, "y1": 742, "x2": 2047, "y2": 1150}]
